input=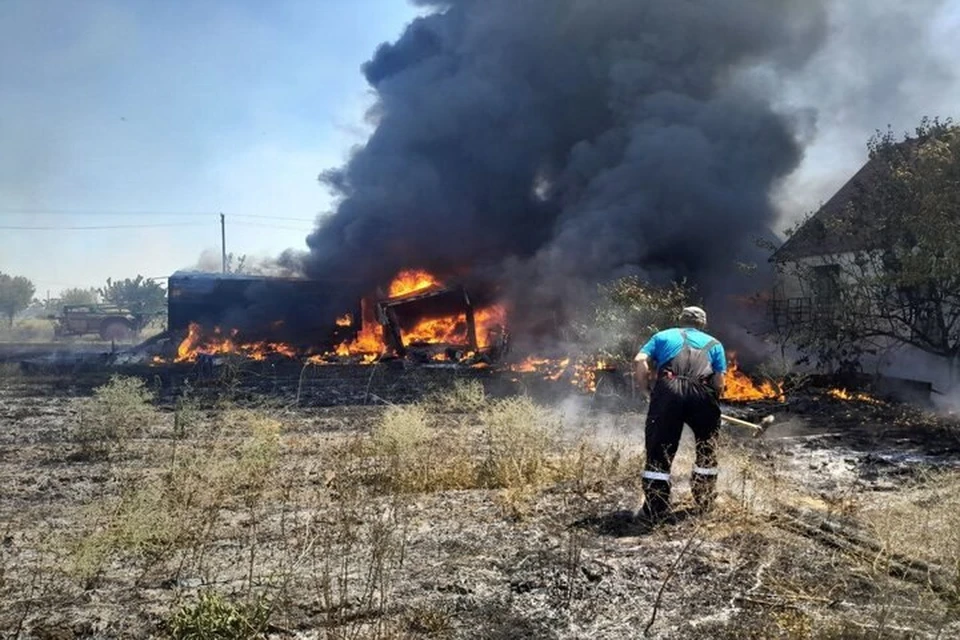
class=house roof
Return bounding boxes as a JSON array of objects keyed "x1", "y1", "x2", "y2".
[
  {"x1": 772, "y1": 134, "x2": 936, "y2": 262},
  {"x1": 772, "y1": 157, "x2": 884, "y2": 262}
]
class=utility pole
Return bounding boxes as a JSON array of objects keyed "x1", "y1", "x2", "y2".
[{"x1": 220, "y1": 213, "x2": 227, "y2": 274}]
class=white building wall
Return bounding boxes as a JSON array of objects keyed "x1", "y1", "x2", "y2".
[{"x1": 772, "y1": 253, "x2": 956, "y2": 392}]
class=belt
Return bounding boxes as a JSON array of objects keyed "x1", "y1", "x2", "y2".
[{"x1": 660, "y1": 371, "x2": 710, "y2": 384}]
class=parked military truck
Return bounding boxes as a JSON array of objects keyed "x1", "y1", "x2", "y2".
[{"x1": 50, "y1": 304, "x2": 148, "y2": 341}]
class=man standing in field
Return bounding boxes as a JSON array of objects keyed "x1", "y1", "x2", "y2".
[{"x1": 633, "y1": 306, "x2": 727, "y2": 521}]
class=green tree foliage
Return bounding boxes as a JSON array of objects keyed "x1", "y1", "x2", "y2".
[
  {"x1": 789, "y1": 118, "x2": 960, "y2": 374},
  {"x1": 575, "y1": 276, "x2": 693, "y2": 365},
  {"x1": 0, "y1": 272, "x2": 36, "y2": 327},
  {"x1": 99, "y1": 276, "x2": 167, "y2": 315},
  {"x1": 59, "y1": 287, "x2": 99, "y2": 308}
]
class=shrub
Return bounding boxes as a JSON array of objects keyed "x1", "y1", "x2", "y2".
[
  {"x1": 370, "y1": 405, "x2": 475, "y2": 493},
  {"x1": 167, "y1": 591, "x2": 270, "y2": 640},
  {"x1": 75, "y1": 376, "x2": 156, "y2": 459},
  {"x1": 480, "y1": 396, "x2": 562, "y2": 489},
  {"x1": 69, "y1": 410, "x2": 282, "y2": 584}
]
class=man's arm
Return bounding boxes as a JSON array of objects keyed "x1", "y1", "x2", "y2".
[
  {"x1": 634, "y1": 353, "x2": 653, "y2": 399},
  {"x1": 710, "y1": 343, "x2": 727, "y2": 397},
  {"x1": 710, "y1": 372, "x2": 725, "y2": 397}
]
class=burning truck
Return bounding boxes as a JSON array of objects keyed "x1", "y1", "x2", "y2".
[{"x1": 164, "y1": 269, "x2": 509, "y2": 366}]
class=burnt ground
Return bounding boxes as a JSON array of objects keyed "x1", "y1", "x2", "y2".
[{"x1": 2, "y1": 359, "x2": 960, "y2": 639}]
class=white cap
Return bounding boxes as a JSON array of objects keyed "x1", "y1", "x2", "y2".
[{"x1": 679, "y1": 306, "x2": 707, "y2": 326}]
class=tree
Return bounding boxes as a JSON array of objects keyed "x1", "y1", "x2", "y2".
[
  {"x1": 574, "y1": 276, "x2": 694, "y2": 365},
  {"x1": 59, "y1": 287, "x2": 99, "y2": 308},
  {"x1": 99, "y1": 276, "x2": 167, "y2": 316},
  {"x1": 0, "y1": 273, "x2": 36, "y2": 327},
  {"x1": 789, "y1": 118, "x2": 960, "y2": 379}
]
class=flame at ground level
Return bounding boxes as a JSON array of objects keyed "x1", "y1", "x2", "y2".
[
  {"x1": 722, "y1": 356, "x2": 784, "y2": 402},
  {"x1": 175, "y1": 323, "x2": 299, "y2": 363},
  {"x1": 828, "y1": 388, "x2": 884, "y2": 404},
  {"x1": 508, "y1": 354, "x2": 785, "y2": 400}
]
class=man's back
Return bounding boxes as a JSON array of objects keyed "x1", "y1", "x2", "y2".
[{"x1": 640, "y1": 327, "x2": 727, "y2": 375}]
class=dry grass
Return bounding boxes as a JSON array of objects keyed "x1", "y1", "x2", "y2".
[
  {"x1": 8, "y1": 373, "x2": 960, "y2": 638},
  {"x1": 0, "y1": 361, "x2": 21, "y2": 379},
  {"x1": 0, "y1": 318, "x2": 55, "y2": 343},
  {"x1": 479, "y1": 396, "x2": 562, "y2": 489},
  {"x1": 74, "y1": 375, "x2": 159, "y2": 459},
  {"x1": 366, "y1": 393, "x2": 645, "y2": 516},
  {"x1": 858, "y1": 469, "x2": 960, "y2": 588},
  {"x1": 369, "y1": 403, "x2": 477, "y2": 493},
  {"x1": 69, "y1": 408, "x2": 282, "y2": 586}
]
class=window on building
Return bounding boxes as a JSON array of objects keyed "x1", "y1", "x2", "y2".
[{"x1": 811, "y1": 265, "x2": 841, "y2": 319}]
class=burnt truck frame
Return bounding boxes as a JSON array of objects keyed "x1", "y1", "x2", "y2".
[{"x1": 166, "y1": 272, "x2": 508, "y2": 363}]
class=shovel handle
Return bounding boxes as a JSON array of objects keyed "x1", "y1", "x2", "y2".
[{"x1": 721, "y1": 414, "x2": 765, "y2": 431}]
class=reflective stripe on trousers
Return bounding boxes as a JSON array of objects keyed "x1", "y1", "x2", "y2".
[
  {"x1": 692, "y1": 466, "x2": 719, "y2": 477},
  {"x1": 642, "y1": 470, "x2": 671, "y2": 482}
]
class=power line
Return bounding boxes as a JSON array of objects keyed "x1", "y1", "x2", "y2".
[
  {"x1": 0, "y1": 209, "x2": 318, "y2": 222},
  {"x1": 0, "y1": 223, "x2": 210, "y2": 230},
  {"x1": 232, "y1": 214, "x2": 318, "y2": 223},
  {"x1": 232, "y1": 222, "x2": 315, "y2": 232},
  {"x1": 0, "y1": 208, "x2": 217, "y2": 216}
]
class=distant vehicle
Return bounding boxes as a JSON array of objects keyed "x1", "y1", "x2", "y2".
[{"x1": 50, "y1": 304, "x2": 149, "y2": 342}]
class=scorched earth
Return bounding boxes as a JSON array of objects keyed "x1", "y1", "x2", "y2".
[{"x1": 1, "y1": 360, "x2": 960, "y2": 639}]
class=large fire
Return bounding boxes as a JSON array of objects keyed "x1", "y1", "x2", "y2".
[
  {"x1": 172, "y1": 268, "x2": 506, "y2": 364},
  {"x1": 506, "y1": 353, "x2": 784, "y2": 400},
  {"x1": 167, "y1": 271, "x2": 783, "y2": 405}
]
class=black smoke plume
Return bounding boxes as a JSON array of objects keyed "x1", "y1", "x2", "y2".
[{"x1": 305, "y1": 0, "x2": 830, "y2": 335}]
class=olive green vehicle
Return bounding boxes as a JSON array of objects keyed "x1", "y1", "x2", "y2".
[{"x1": 50, "y1": 305, "x2": 148, "y2": 342}]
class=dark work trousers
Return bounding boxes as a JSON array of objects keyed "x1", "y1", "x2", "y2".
[{"x1": 641, "y1": 376, "x2": 721, "y2": 517}]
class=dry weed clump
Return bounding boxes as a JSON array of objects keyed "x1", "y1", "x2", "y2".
[
  {"x1": 480, "y1": 396, "x2": 562, "y2": 489},
  {"x1": 74, "y1": 375, "x2": 158, "y2": 459},
  {"x1": 368, "y1": 396, "x2": 644, "y2": 513},
  {"x1": 70, "y1": 410, "x2": 282, "y2": 585},
  {"x1": 370, "y1": 404, "x2": 476, "y2": 493}
]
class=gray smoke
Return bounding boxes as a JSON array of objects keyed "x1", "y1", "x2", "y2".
[
  {"x1": 305, "y1": 0, "x2": 833, "y2": 331},
  {"x1": 774, "y1": 0, "x2": 960, "y2": 224}
]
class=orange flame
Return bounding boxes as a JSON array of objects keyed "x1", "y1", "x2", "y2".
[
  {"x1": 173, "y1": 269, "x2": 507, "y2": 365},
  {"x1": 475, "y1": 305, "x2": 508, "y2": 349},
  {"x1": 332, "y1": 270, "x2": 507, "y2": 359},
  {"x1": 388, "y1": 269, "x2": 442, "y2": 298},
  {"x1": 722, "y1": 355, "x2": 784, "y2": 402},
  {"x1": 174, "y1": 322, "x2": 301, "y2": 363},
  {"x1": 828, "y1": 388, "x2": 883, "y2": 404}
]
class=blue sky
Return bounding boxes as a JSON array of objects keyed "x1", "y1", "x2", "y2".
[
  {"x1": 0, "y1": 0, "x2": 419, "y2": 294},
  {"x1": 1, "y1": 0, "x2": 958, "y2": 296}
]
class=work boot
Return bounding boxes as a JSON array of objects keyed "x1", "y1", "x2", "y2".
[
  {"x1": 637, "y1": 478, "x2": 671, "y2": 523},
  {"x1": 691, "y1": 473, "x2": 718, "y2": 514}
]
